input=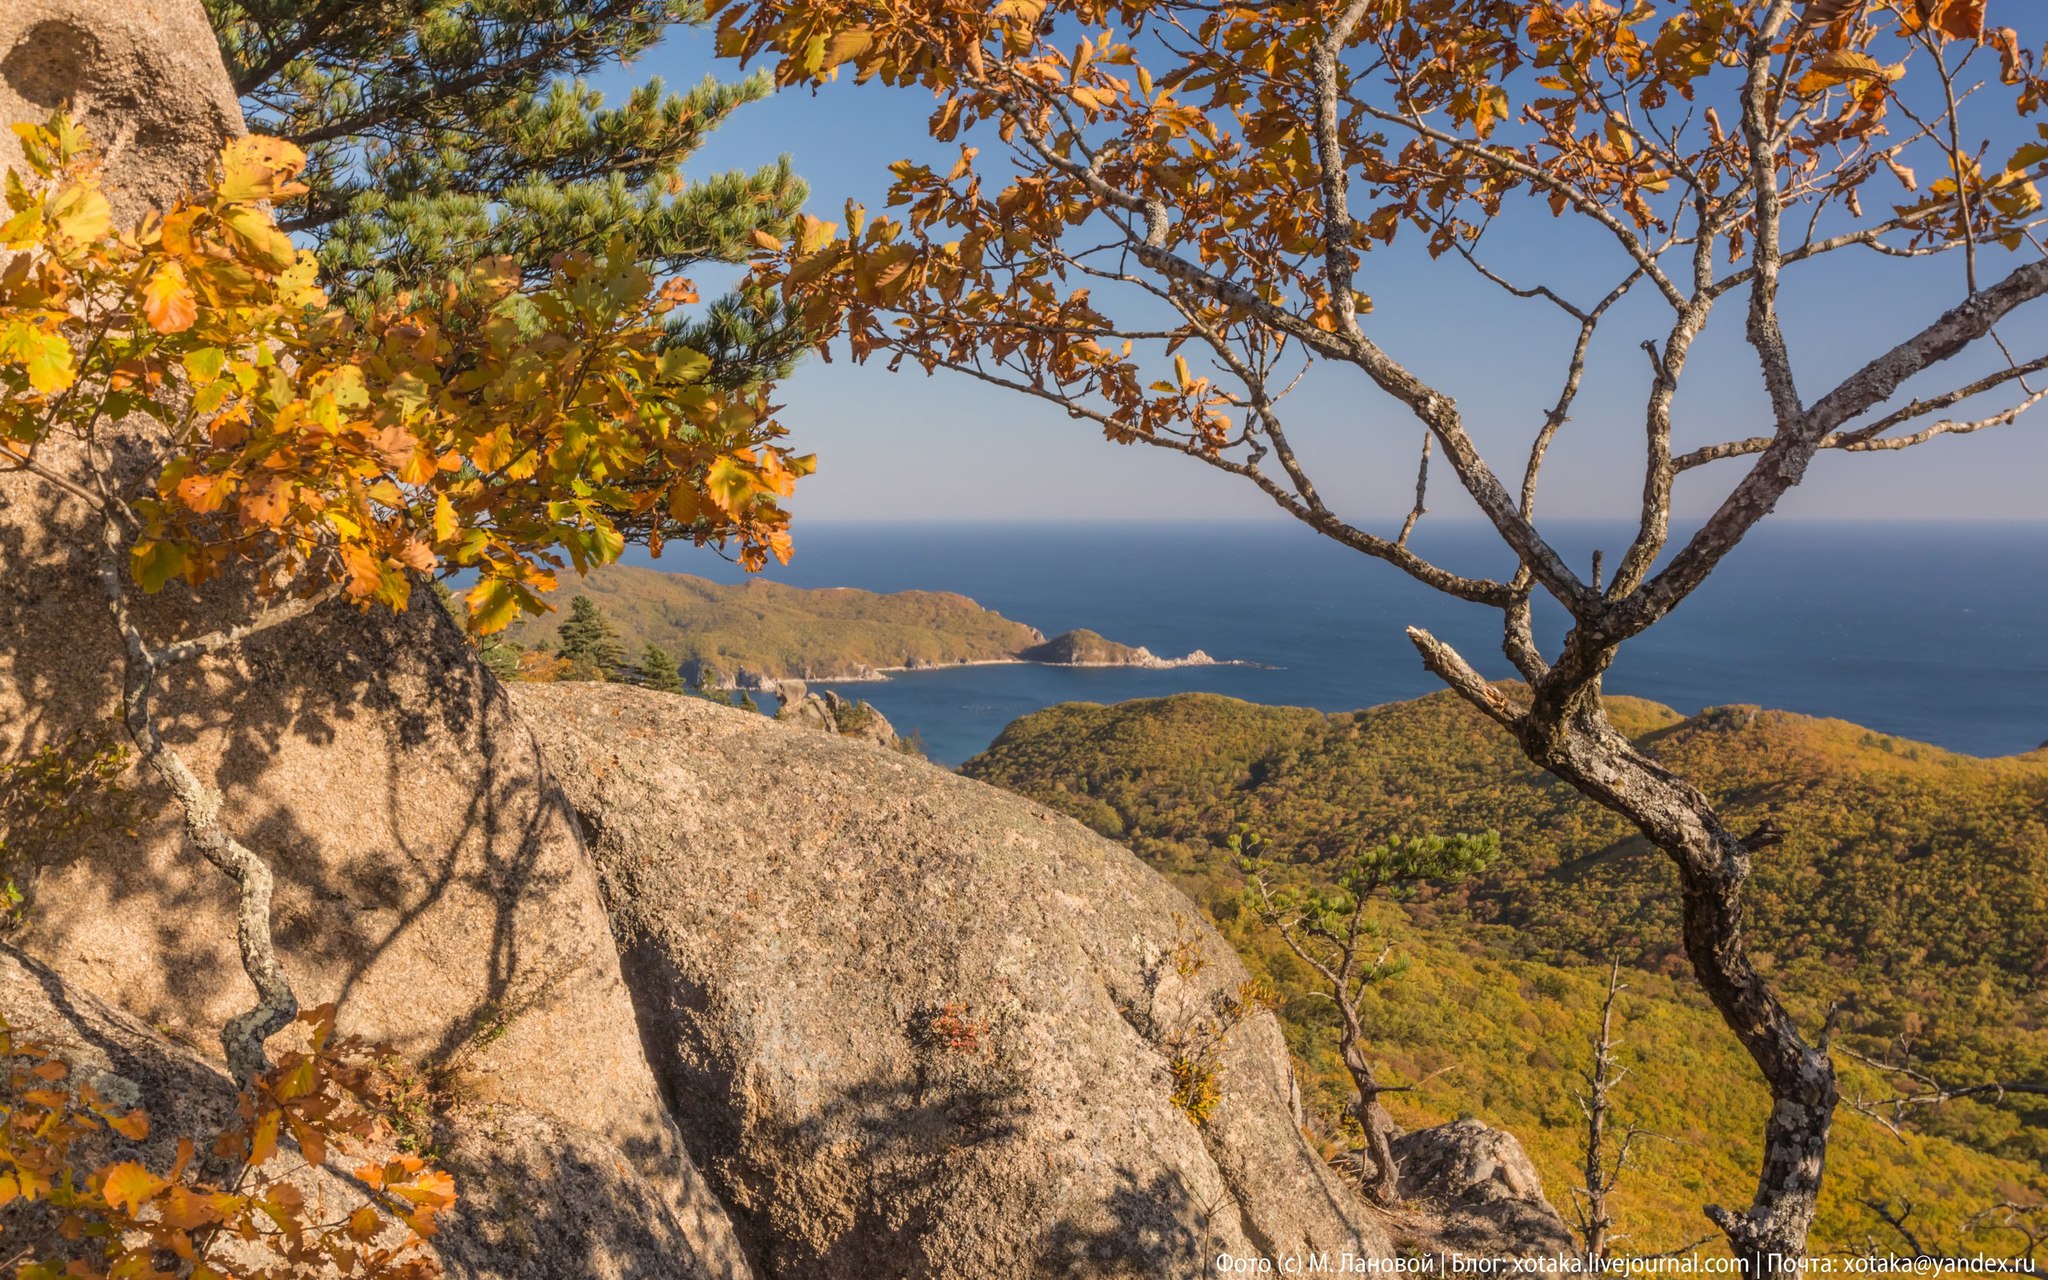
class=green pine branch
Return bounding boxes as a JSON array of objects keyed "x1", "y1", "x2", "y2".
[{"x1": 207, "y1": 0, "x2": 813, "y2": 355}]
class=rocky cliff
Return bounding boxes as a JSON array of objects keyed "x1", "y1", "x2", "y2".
[{"x1": 511, "y1": 682, "x2": 1390, "y2": 1276}]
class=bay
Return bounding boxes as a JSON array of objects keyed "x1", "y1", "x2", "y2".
[{"x1": 623, "y1": 520, "x2": 2048, "y2": 767}]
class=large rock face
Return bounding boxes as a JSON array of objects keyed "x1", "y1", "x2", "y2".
[
  {"x1": 0, "y1": 5, "x2": 749, "y2": 1275},
  {"x1": 512, "y1": 682, "x2": 1391, "y2": 1278}
]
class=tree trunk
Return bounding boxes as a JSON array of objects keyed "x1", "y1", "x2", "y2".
[
  {"x1": 97, "y1": 521, "x2": 300, "y2": 1081},
  {"x1": 1341, "y1": 1029, "x2": 1402, "y2": 1206},
  {"x1": 1519, "y1": 690, "x2": 1837, "y2": 1272},
  {"x1": 1581, "y1": 1081, "x2": 1611, "y2": 1260}
]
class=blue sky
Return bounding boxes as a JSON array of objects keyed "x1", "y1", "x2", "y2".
[{"x1": 623, "y1": 26, "x2": 2048, "y2": 524}]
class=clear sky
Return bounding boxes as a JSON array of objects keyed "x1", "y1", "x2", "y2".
[{"x1": 626, "y1": 27, "x2": 2048, "y2": 525}]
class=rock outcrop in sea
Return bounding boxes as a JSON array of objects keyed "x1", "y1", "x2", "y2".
[{"x1": 1019, "y1": 628, "x2": 1218, "y2": 668}]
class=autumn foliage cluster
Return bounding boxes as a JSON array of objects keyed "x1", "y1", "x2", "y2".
[
  {"x1": 0, "y1": 1006, "x2": 453, "y2": 1279},
  {"x1": 0, "y1": 113, "x2": 810, "y2": 633},
  {"x1": 0, "y1": 105, "x2": 825, "y2": 1275}
]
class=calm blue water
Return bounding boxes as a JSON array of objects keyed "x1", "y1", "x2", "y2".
[{"x1": 624, "y1": 520, "x2": 2048, "y2": 767}]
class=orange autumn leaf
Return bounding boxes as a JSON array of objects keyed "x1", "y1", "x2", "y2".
[
  {"x1": 99, "y1": 1161, "x2": 167, "y2": 1213},
  {"x1": 142, "y1": 261, "x2": 199, "y2": 333}
]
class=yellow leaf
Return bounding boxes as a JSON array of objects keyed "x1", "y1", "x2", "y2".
[
  {"x1": 130, "y1": 539, "x2": 187, "y2": 592},
  {"x1": 100, "y1": 1162, "x2": 168, "y2": 1213},
  {"x1": 175, "y1": 469, "x2": 234, "y2": 514},
  {"x1": 47, "y1": 182, "x2": 110, "y2": 245},
  {"x1": 396, "y1": 536, "x2": 436, "y2": 573},
  {"x1": 826, "y1": 28, "x2": 872, "y2": 67},
  {"x1": 182, "y1": 346, "x2": 226, "y2": 385},
  {"x1": 219, "y1": 205, "x2": 298, "y2": 273},
  {"x1": 250, "y1": 1108, "x2": 282, "y2": 1165},
  {"x1": 464, "y1": 577, "x2": 527, "y2": 634},
  {"x1": 749, "y1": 228, "x2": 785, "y2": 253},
  {"x1": 104, "y1": 1108, "x2": 150, "y2": 1141},
  {"x1": 142, "y1": 261, "x2": 199, "y2": 333},
  {"x1": 704, "y1": 455, "x2": 757, "y2": 513},
  {"x1": 348, "y1": 1204, "x2": 383, "y2": 1241},
  {"x1": 0, "y1": 321, "x2": 74, "y2": 393},
  {"x1": 216, "y1": 135, "x2": 308, "y2": 205},
  {"x1": 285, "y1": 1110, "x2": 327, "y2": 1167}
]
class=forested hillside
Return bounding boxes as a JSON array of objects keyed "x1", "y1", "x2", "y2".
[
  {"x1": 506, "y1": 563, "x2": 1046, "y2": 678},
  {"x1": 963, "y1": 691, "x2": 2048, "y2": 1251}
]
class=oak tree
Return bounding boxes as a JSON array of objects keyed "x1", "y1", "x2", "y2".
[
  {"x1": 0, "y1": 1006, "x2": 456, "y2": 1279},
  {"x1": 705, "y1": 0, "x2": 2048, "y2": 1264},
  {"x1": 0, "y1": 115, "x2": 809, "y2": 1077}
]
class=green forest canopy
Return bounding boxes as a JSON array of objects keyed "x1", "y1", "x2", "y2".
[
  {"x1": 504, "y1": 562, "x2": 1046, "y2": 679},
  {"x1": 964, "y1": 690, "x2": 2048, "y2": 1253}
]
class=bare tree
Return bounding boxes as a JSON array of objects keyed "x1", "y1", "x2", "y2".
[
  {"x1": 1861, "y1": 1198, "x2": 1933, "y2": 1260},
  {"x1": 1239, "y1": 832, "x2": 1497, "y2": 1206},
  {"x1": 1841, "y1": 1039, "x2": 2048, "y2": 1139},
  {"x1": 1844, "y1": 1044, "x2": 2046, "y2": 1267},
  {"x1": 1861, "y1": 1196, "x2": 2046, "y2": 1268},
  {"x1": 1966, "y1": 1202, "x2": 2047, "y2": 1270},
  {"x1": 714, "y1": 0, "x2": 2048, "y2": 1265},
  {"x1": 1571, "y1": 961, "x2": 1662, "y2": 1263}
]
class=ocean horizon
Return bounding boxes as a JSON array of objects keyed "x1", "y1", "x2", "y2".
[{"x1": 619, "y1": 518, "x2": 2048, "y2": 767}]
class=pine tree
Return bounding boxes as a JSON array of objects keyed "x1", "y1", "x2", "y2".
[
  {"x1": 556, "y1": 596, "x2": 626, "y2": 679},
  {"x1": 638, "y1": 643, "x2": 685, "y2": 693},
  {"x1": 206, "y1": 1, "x2": 811, "y2": 387},
  {"x1": 689, "y1": 669, "x2": 734, "y2": 706}
]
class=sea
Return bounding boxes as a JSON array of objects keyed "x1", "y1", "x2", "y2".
[{"x1": 622, "y1": 520, "x2": 2048, "y2": 768}]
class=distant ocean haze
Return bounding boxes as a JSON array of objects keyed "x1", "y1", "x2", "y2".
[{"x1": 617, "y1": 519, "x2": 2048, "y2": 767}]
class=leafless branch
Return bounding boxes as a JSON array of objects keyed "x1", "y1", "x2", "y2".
[{"x1": 1396, "y1": 433, "x2": 1431, "y2": 548}]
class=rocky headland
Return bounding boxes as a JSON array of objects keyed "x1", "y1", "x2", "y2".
[{"x1": 504, "y1": 563, "x2": 1235, "y2": 688}]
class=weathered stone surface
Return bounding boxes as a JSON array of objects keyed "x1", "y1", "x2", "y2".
[
  {"x1": 0, "y1": 0, "x2": 243, "y2": 224},
  {"x1": 1395, "y1": 1119, "x2": 1576, "y2": 1258},
  {"x1": 0, "y1": 6, "x2": 749, "y2": 1274},
  {"x1": 2, "y1": 498, "x2": 756, "y2": 1280},
  {"x1": 511, "y1": 681, "x2": 1391, "y2": 1278},
  {"x1": 0, "y1": 945, "x2": 746, "y2": 1279},
  {"x1": 774, "y1": 685, "x2": 901, "y2": 748}
]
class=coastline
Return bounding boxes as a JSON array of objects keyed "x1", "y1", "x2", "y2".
[{"x1": 715, "y1": 653, "x2": 1269, "y2": 690}]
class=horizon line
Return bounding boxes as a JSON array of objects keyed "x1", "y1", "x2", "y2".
[{"x1": 777, "y1": 514, "x2": 2048, "y2": 525}]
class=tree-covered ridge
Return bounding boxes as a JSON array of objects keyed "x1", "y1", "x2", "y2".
[
  {"x1": 503, "y1": 563, "x2": 1217, "y2": 682},
  {"x1": 505, "y1": 562, "x2": 1048, "y2": 678},
  {"x1": 1340, "y1": 933, "x2": 2044, "y2": 1258},
  {"x1": 962, "y1": 692, "x2": 2048, "y2": 1171}
]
